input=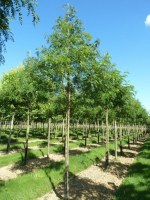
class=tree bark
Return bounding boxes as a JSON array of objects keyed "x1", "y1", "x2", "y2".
[
  {"x1": 47, "y1": 118, "x2": 51, "y2": 158},
  {"x1": 127, "y1": 125, "x2": 130, "y2": 149},
  {"x1": 119, "y1": 123, "x2": 123, "y2": 156},
  {"x1": 102, "y1": 121, "x2": 104, "y2": 143},
  {"x1": 97, "y1": 120, "x2": 100, "y2": 144},
  {"x1": 0, "y1": 121, "x2": 2, "y2": 142},
  {"x1": 105, "y1": 109, "x2": 109, "y2": 168},
  {"x1": 115, "y1": 120, "x2": 117, "y2": 159},
  {"x1": 64, "y1": 82, "x2": 70, "y2": 200},
  {"x1": 24, "y1": 109, "x2": 30, "y2": 164},
  {"x1": 6, "y1": 114, "x2": 15, "y2": 153}
]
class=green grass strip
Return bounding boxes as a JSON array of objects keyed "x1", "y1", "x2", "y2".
[
  {"x1": 0, "y1": 140, "x2": 86, "y2": 167},
  {"x1": 114, "y1": 135, "x2": 150, "y2": 200},
  {"x1": 0, "y1": 142, "x2": 111, "y2": 200}
]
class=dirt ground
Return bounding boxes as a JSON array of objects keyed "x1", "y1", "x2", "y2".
[
  {"x1": 0, "y1": 140, "x2": 144, "y2": 199},
  {"x1": 37, "y1": 141, "x2": 143, "y2": 200}
]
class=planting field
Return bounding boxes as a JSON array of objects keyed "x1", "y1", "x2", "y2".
[
  {"x1": 0, "y1": 124, "x2": 149, "y2": 200},
  {"x1": 1, "y1": 2, "x2": 150, "y2": 200}
]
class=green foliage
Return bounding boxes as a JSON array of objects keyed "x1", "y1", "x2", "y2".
[{"x1": 0, "y1": 5, "x2": 149, "y2": 125}]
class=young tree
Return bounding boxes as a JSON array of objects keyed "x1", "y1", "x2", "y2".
[
  {"x1": 0, "y1": 66, "x2": 24, "y2": 152},
  {"x1": 43, "y1": 5, "x2": 100, "y2": 199}
]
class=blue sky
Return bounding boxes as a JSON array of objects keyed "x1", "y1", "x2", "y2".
[{"x1": 1, "y1": 0, "x2": 150, "y2": 112}]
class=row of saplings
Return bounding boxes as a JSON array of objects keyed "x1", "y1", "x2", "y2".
[{"x1": 0, "y1": 120, "x2": 147, "y2": 168}]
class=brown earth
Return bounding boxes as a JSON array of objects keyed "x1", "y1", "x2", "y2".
[{"x1": 37, "y1": 141, "x2": 144, "y2": 200}]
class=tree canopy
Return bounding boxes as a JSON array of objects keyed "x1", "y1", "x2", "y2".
[{"x1": 0, "y1": 5, "x2": 149, "y2": 125}]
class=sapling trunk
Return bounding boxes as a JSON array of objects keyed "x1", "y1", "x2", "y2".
[
  {"x1": 47, "y1": 118, "x2": 51, "y2": 158},
  {"x1": 127, "y1": 125, "x2": 130, "y2": 149},
  {"x1": 115, "y1": 121, "x2": 117, "y2": 159},
  {"x1": 105, "y1": 109, "x2": 109, "y2": 168},
  {"x1": 43, "y1": 122, "x2": 45, "y2": 135},
  {"x1": 62, "y1": 119, "x2": 65, "y2": 143},
  {"x1": 97, "y1": 120, "x2": 100, "y2": 144},
  {"x1": 0, "y1": 121, "x2": 2, "y2": 142},
  {"x1": 24, "y1": 109, "x2": 30, "y2": 165},
  {"x1": 64, "y1": 81, "x2": 70, "y2": 200},
  {"x1": 133, "y1": 125, "x2": 135, "y2": 144},
  {"x1": 6, "y1": 114, "x2": 15, "y2": 153},
  {"x1": 119, "y1": 124, "x2": 123, "y2": 156},
  {"x1": 102, "y1": 121, "x2": 104, "y2": 143}
]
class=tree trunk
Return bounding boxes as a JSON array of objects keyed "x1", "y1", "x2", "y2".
[
  {"x1": 62, "y1": 119, "x2": 65, "y2": 143},
  {"x1": 105, "y1": 109, "x2": 109, "y2": 168},
  {"x1": 47, "y1": 118, "x2": 51, "y2": 158},
  {"x1": 102, "y1": 121, "x2": 104, "y2": 143},
  {"x1": 115, "y1": 120, "x2": 117, "y2": 159},
  {"x1": 43, "y1": 122, "x2": 45, "y2": 135},
  {"x1": 24, "y1": 109, "x2": 30, "y2": 164},
  {"x1": 119, "y1": 123, "x2": 123, "y2": 156},
  {"x1": 127, "y1": 125, "x2": 130, "y2": 149},
  {"x1": 6, "y1": 114, "x2": 15, "y2": 153},
  {"x1": 64, "y1": 82, "x2": 70, "y2": 200},
  {"x1": 97, "y1": 120, "x2": 100, "y2": 144},
  {"x1": 0, "y1": 121, "x2": 2, "y2": 142}
]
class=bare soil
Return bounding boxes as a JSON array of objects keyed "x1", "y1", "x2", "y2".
[{"x1": 37, "y1": 141, "x2": 143, "y2": 200}]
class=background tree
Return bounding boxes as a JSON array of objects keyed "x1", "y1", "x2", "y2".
[{"x1": 0, "y1": 66, "x2": 24, "y2": 152}]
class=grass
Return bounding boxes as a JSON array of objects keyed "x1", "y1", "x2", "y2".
[
  {"x1": 0, "y1": 131, "x2": 144, "y2": 200},
  {"x1": 0, "y1": 132, "x2": 130, "y2": 168},
  {"x1": 0, "y1": 139, "x2": 118, "y2": 200},
  {"x1": 0, "y1": 139, "x2": 86, "y2": 167},
  {"x1": 114, "y1": 134, "x2": 150, "y2": 200}
]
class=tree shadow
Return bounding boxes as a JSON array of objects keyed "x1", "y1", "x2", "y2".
[
  {"x1": 11, "y1": 156, "x2": 64, "y2": 176},
  {"x1": 44, "y1": 171, "x2": 115, "y2": 200},
  {"x1": 53, "y1": 145, "x2": 65, "y2": 154},
  {"x1": 0, "y1": 179, "x2": 5, "y2": 189},
  {"x1": 122, "y1": 151, "x2": 137, "y2": 158},
  {"x1": 39, "y1": 149, "x2": 45, "y2": 157},
  {"x1": 43, "y1": 162, "x2": 64, "y2": 199},
  {"x1": 69, "y1": 148, "x2": 89, "y2": 155}
]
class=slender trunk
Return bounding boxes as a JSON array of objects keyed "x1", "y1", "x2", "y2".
[
  {"x1": 133, "y1": 125, "x2": 135, "y2": 144},
  {"x1": 62, "y1": 119, "x2": 65, "y2": 143},
  {"x1": 105, "y1": 109, "x2": 109, "y2": 168},
  {"x1": 0, "y1": 121, "x2": 2, "y2": 142},
  {"x1": 43, "y1": 122, "x2": 45, "y2": 135},
  {"x1": 102, "y1": 121, "x2": 104, "y2": 143},
  {"x1": 97, "y1": 120, "x2": 100, "y2": 144},
  {"x1": 115, "y1": 121, "x2": 117, "y2": 159},
  {"x1": 64, "y1": 82, "x2": 70, "y2": 200},
  {"x1": 47, "y1": 118, "x2": 51, "y2": 158},
  {"x1": 119, "y1": 123, "x2": 123, "y2": 156},
  {"x1": 6, "y1": 114, "x2": 15, "y2": 153},
  {"x1": 24, "y1": 109, "x2": 30, "y2": 164},
  {"x1": 127, "y1": 125, "x2": 130, "y2": 149}
]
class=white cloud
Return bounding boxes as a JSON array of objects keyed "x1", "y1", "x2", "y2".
[{"x1": 145, "y1": 14, "x2": 150, "y2": 26}]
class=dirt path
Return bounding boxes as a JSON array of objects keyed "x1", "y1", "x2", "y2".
[{"x1": 37, "y1": 141, "x2": 143, "y2": 200}]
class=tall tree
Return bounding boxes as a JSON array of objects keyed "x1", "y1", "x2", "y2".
[{"x1": 43, "y1": 5, "x2": 99, "y2": 199}]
